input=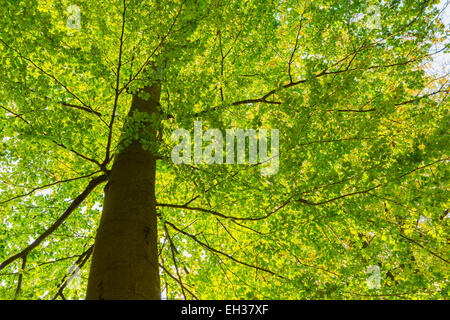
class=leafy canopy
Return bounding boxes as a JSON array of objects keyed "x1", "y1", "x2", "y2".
[{"x1": 0, "y1": 0, "x2": 449, "y2": 299}]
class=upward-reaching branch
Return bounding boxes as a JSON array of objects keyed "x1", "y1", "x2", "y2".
[
  {"x1": 165, "y1": 221, "x2": 285, "y2": 279},
  {"x1": 118, "y1": 0, "x2": 186, "y2": 96},
  {"x1": 104, "y1": 0, "x2": 128, "y2": 164},
  {"x1": 0, "y1": 171, "x2": 101, "y2": 206},
  {"x1": 288, "y1": 12, "x2": 305, "y2": 84},
  {"x1": 53, "y1": 245, "x2": 94, "y2": 300},
  {"x1": 0, "y1": 38, "x2": 97, "y2": 117},
  {"x1": 0, "y1": 174, "x2": 107, "y2": 272},
  {"x1": 14, "y1": 256, "x2": 27, "y2": 299}
]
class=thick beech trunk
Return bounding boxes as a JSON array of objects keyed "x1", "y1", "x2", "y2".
[{"x1": 86, "y1": 82, "x2": 161, "y2": 299}]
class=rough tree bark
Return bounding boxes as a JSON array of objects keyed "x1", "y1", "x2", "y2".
[{"x1": 86, "y1": 79, "x2": 161, "y2": 300}]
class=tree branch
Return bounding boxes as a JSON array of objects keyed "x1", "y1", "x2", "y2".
[
  {"x1": 159, "y1": 263, "x2": 198, "y2": 299},
  {"x1": 0, "y1": 175, "x2": 107, "y2": 272},
  {"x1": 166, "y1": 221, "x2": 285, "y2": 279},
  {"x1": 104, "y1": 0, "x2": 127, "y2": 164},
  {"x1": 288, "y1": 13, "x2": 305, "y2": 84},
  {"x1": 0, "y1": 38, "x2": 95, "y2": 116},
  {"x1": 0, "y1": 171, "x2": 102, "y2": 206},
  {"x1": 163, "y1": 224, "x2": 187, "y2": 299},
  {"x1": 52, "y1": 245, "x2": 94, "y2": 299},
  {"x1": 14, "y1": 255, "x2": 27, "y2": 299},
  {"x1": 118, "y1": 0, "x2": 185, "y2": 95}
]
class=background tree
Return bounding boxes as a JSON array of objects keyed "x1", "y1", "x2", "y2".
[{"x1": 0, "y1": 0, "x2": 448, "y2": 299}]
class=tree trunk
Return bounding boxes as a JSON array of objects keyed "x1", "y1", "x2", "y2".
[{"x1": 86, "y1": 81, "x2": 161, "y2": 300}]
